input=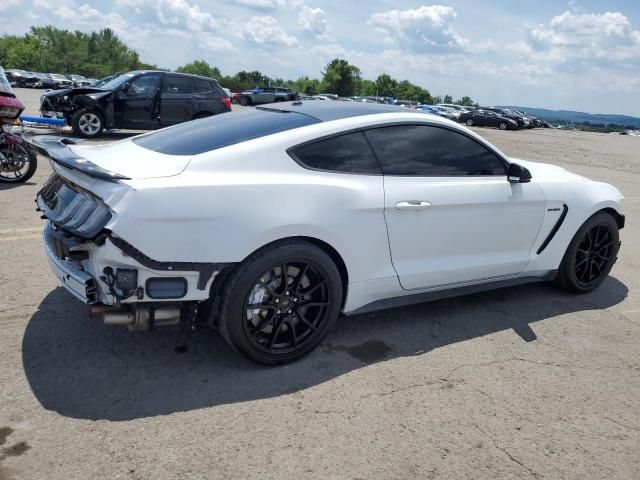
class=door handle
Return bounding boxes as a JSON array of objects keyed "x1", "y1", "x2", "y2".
[{"x1": 395, "y1": 201, "x2": 432, "y2": 210}]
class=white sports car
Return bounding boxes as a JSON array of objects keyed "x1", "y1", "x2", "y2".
[{"x1": 31, "y1": 102, "x2": 625, "y2": 364}]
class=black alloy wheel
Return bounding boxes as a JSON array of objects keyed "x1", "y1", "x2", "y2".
[
  {"x1": 243, "y1": 261, "x2": 331, "y2": 355},
  {"x1": 499, "y1": 122, "x2": 508, "y2": 130},
  {"x1": 556, "y1": 212, "x2": 619, "y2": 293},
  {"x1": 216, "y1": 241, "x2": 342, "y2": 364},
  {"x1": 573, "y1": 223, "x2": 616, "y2": 288},
  {"x1": 466, "y1": 118, "x2": 474, "y2": 126}
]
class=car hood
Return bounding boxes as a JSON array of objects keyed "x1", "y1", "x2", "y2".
[
  {"x1": 42, "y1": 87, "x2": 110, "y2": 98},
  {"x1": 70, "y1": 139, "x2": 191, "y2": 179},
  {"x1": 510, "y1": 158, "x2": 589, "y2": 182}
]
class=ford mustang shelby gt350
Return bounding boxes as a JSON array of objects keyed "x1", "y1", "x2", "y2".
[{"x1": 31, "y1": 102, "x2": 624, "y2": 364}]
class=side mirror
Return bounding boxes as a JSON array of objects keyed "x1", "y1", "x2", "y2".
[
  {"x1": 508, "y1": 163, "x2": 532, "y2": 183},
  {"x1": 121, "y1": 82, "x2": 130, "y2": 93}
]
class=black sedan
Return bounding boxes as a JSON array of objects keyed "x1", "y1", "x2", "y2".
[
  {"x1": 40, "y1": 70, "x2": 231, "y2": 138},
  {"x1": 458, "y1": 109, "x2": 519, "y2": 130}
]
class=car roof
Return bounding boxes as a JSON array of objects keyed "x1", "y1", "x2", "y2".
[{"x1": 257, "y1": 101, "x2": 416, "y2": 122}]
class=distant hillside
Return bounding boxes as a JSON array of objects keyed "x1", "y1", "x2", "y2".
[{"x1": 499, "y1": 106, "x2": 640, "y2": 129}]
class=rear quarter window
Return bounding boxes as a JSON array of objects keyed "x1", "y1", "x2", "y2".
[{"x1": 289, "y1": 132, "x2": 381, "y2": 175}]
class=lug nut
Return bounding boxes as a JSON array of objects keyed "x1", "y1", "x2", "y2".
[
  {"x1": 293, "y1": 298, "x2": 298, "y2": 303},
  {"x1": 287, "y1": 309, "x2": 292, "y2": 314},
  {"x1": 275, "y1": 298, "x2": 279, "y2": 303},
  {"x1": 285, "y1": 291, "x2": 290, "y2": 295}
]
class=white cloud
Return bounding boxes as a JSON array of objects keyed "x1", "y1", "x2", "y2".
[
  {"x1": 154, "y1": 0, "x2": 218, "y2": 32},
  {"x1": 298, "y1": 5, "x2": 327, "y2": 37},
  {"x1": 0, "y1": 0, "x2": 18, "y2": 10},
  {"x1": 231, "y1": 0, "x2": 287, "y2": 9},
  {"x1": 243, "y1": 15, "x2": 298, "y2": 46},
  {"x1": 32, "y1": 0, "x2": 128, "y2": 32},
  {"x1": 528, "y1": 11, "x2": 640, "y2": 65},
  {"x1": 367, "y1": 5, "x2": 469, "y2": 52}
]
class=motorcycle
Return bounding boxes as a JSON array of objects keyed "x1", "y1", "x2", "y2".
[{"x1": 0, "y1": 67, "x2": 37, "y2": 183}]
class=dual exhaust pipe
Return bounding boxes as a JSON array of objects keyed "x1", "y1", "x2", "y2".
[{"x1": 90, "y1": 304, "x2": 181, "y2": 331}]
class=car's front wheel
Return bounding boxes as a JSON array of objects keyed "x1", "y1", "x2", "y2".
[
  {"x1": 71, "y1": 109, "x2": 104, "y2": 138},
  {"x1": 239, "y1": 96, "x2": 251, "y2": 106},
  {"x1": 466, "y1": 119, "x2": 474, "y2": 126},
  {"x1": 216, "y1": 241, "x2": 342, "y2": 364},
  {"x1": 499, "y1": 122, "x2": 508, "y2": 130},
  {"x1": 555, "y1": 212, "x2": 620, "y2": 293}
]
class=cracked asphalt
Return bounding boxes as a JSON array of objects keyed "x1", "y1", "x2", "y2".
[{"x1": 0, "y1": 89, "x2": 639, "y2": 479}]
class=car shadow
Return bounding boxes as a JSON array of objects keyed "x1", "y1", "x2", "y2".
[
  {"x1": 0, "y1": 181, "x2": 37, "y2": 190},
  {"x1": 22, "y1": 277, "x2": 628, "y2": 421}
]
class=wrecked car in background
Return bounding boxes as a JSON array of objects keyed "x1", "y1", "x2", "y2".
[{"x1": 40, "y1": 70, "x2": 231, "y2": 138}]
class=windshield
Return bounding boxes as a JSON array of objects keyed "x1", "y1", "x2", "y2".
[
  {"x1": 49, "y1": 74, "x2": 67, "y2": 80},
  {"x1": 99, "y1": 73, "x2": 137, "y2": 91},
  {"x1": 0, "y1": 67, "x2": 15, "y2": 96}
]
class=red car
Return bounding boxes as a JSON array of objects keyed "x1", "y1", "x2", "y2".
[{"x1": 231, "y1": 92, "x2": 242, "y2": 104}]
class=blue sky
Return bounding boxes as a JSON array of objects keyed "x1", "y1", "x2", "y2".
[{"x1": 1, "y1": 0, "x2": 639, "y2": 115}]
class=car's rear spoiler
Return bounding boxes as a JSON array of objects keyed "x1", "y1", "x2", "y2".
[{"x1": 23, "y1": 133, "x2": 130, "y2": 181}]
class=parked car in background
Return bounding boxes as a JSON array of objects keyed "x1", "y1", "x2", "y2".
[
  {"x1": 4, "y1": 69, "x2": 39, "y2": 88},
  {"x1": 238, "y1": 87, "x2": 299, "y2": 106},
  {"x1": 92, "y1": 73, "x2": 121, "y2": 87},
  {"x1": 438, "y1": 103, "x2": 471, "y2": 113},
  {"x1": 482, "y1": 107, "x2": 530, "y2": 129},
  {"x1": 230, "y1": 92, "x2": 242, "y2": 104},
  {"x1": 394, "y1": 100, "x2": 418, "y2": 108},
  {"x1": 40, "y1": 70, "x2": 231, "y2": 138},
  {"x1": 431, "y1": 105, "x2": 459, "y2": 121},
  {"x1": 239, "y1": 87, "x2": 298, "y2": 106},
  {"x1": 33, "y1": 73, "x2": 58, "y2": 89},
  {"x1": 222, "y1": 87, "x2": 232, "y2": 98},
  {"x1": 32, "y1": 101, "x2": 625, "y2": 364},
  {"x1": 67, "y1": 74, "x2": 91, "y2": 87},
  {"x1": 85, "y1": 78, "x2": 98, "y2": 86},
  {"x1": 47, "y1": 73, "x2": 74, "y2": 89},
  {"x1": 459, "y1": 109, "x2": 519, "y2": 130}
]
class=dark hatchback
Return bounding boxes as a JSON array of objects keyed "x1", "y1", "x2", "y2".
[
  {"x1": 40, "y1": 71, "x2": 231, "y2": 138},
  {"x1": 458, "y1": 109, "x2": 519, "y2": 130}
]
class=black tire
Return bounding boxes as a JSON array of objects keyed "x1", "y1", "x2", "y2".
[
  {"x1": 0, "y1": 143, "x2": 37, "y2": 183},
  {"x1": 239, "y1": 96, "x2": 251, "y2": 106},
  {"x1": 466, "y1": 119, "x2": 474, "y2": 126},
  {"x1": 555, "y1": 212, "x2": 620, "y2": 293},
  {"x1": 217, "y1": 240, "x2": 342, "y2": 365},
  {"x1": 71, "y1": 109, "x2": 104, "y2": 138},
  {"x1": 499, "y1": 122, "x2": 508, "y2": 130}
]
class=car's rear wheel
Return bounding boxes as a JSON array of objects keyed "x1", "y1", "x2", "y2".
[
  {"x1": 217, "y1": 241, "x2": 342, "y2": 365},
  {"x1": 239, "y1": 96, "x2": 251, "y2": 106},
  {"x1": 499, "y1": 122, "x2": 508, "y2": 130},
  {"x1": 466, "y1": 119, "x2": 474, "y2": 126},
  {"x1": 555, "y1": 212, "x2": 620, "y2": 293},
  {"x1": 71, "y1": 109, "x2": 104, "y2": 138}
]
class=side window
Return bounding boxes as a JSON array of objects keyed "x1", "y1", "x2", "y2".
[
  {"x1": 193, "y1": 78, "x2": 213, "y2": 93},
  {"x1": 162, "y1": 75, "x2": 194, "y2": 94},
  {"x1": 365, "y1": 125, "x2": 506, "y2": 176},
  {"x1": 129, "y1": 74, "x2": 162, "y2": 95},
  {"x1": 290, "y1": 132, "x2": 381, "y2": 175}
]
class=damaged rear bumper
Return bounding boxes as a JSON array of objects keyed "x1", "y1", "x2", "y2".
[{"x1": 43, "y1": 222, "x2": 230, "y2": 306}]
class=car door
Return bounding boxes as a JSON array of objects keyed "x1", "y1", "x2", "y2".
[
  {"x1": 472, "y1": 110, "x2": 488, "y2": 126},
  {"x1": 159, "y1": 74, "x2": 196, "y2": 126},
  {"x1": 115, "y1": 73, "x2": 162, "y2": 129},
  {"x1": 365, "y1": 124, "x2": 547, "y2": 290}
]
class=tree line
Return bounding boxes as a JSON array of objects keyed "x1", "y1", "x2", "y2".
[
  {"x1": 178, "y1": 58, "x2": 475, "y2": 105},
  {"x1": 1, "y1": 26, "x2": 475, "y2": 104}
]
